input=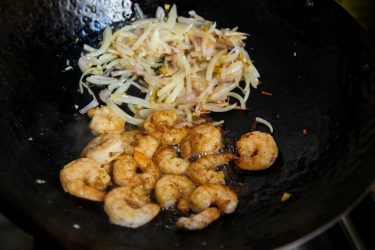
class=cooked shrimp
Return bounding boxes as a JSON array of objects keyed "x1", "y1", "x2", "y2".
[
  {"x1": 180, "y1": 124, "x2": 222, "y2": 159},
  {"x1": 155, "y1": 174, "x2": 196, "y2": 212},
  {"x1": 102, "y1": 162, "x2": 113, "y2": 174},
  {"x1": 87, "y1": 106, "x2": 125, "y2": 135},
  {"x1": 104, "y1": 186, "x2": 160, "y2": 228},
  {"x1": 133, "y1": 151, "x2": 161, "y2": 190},
  {"x1": 176, "y1": 207, "x2": 221, "y2": 230},
  {"x1": 113, "y1": 153, "x2": 161, "y2": 191},
  {"x1": 60, "y1": 158, "x2": 111, "y2": 201},
  {"x1": 235, "y1": 131, "x2": 278, "y2": 170},
  {"x1": 153, "y1": 146, "x2": 190, "y2": 174},
  {"x1": 189, "y1": 184, "x2": 238, "y2": 214},
  {"x1": 187, "y1": 153, "x2": 236, "y2": 185},
  {"x1": 144, "y1": 110, "x2": 177, "y2": 132},
  {"x1": 133, "y1": 134, "x2": 160, "y2": 158},
  {"x1": 144, "y1": 110, "x2": 187, "y2": 145},
  {"x1": 161, "y1": 127, "x2": 188, "y2": 145},
  {"x1": 113, "y1": 155, "x2": 141, "y2": 188},
  {"x1": 81, "y1": 133, "x2": 123, "y2": 166},
  {"x1": 121, "y1": 130, "x2": 142, "y2": 155}
]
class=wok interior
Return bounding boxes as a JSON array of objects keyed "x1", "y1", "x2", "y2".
[{"x1": 0, "y1": 0, "x2": 374, "y2": 249}]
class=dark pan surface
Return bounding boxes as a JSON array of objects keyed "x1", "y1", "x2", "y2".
[{"x1": 0, "y1": 0, "x2": 375, "y2": 249}]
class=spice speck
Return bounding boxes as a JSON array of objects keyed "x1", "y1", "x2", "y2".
[{"x1": 281, "y1": 192, "x2": 292, "y2": 202}]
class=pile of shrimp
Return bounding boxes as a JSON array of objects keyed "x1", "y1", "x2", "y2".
[{"x1": 60, "y1": 107, "x2": 278, "y2": 230}]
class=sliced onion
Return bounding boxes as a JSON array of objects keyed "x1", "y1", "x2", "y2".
[
  {"x1": 97, "y1": 53, "x2": 117, "y2": 65},
  {"x1": 131, "y1": 25, "x2": 153, "y2": 50},
  {"x1": 222, "y1": 46, "x2": 240, "y2": 63},
  {"x1": 87, "y1": 27, "x2": 112, "y2": 57},
  {"x1": 78, "y1": 55, "x2": 98, "y2": 72},
  {"x1": 206, "y1": 50, "x2": 225, "y2": 82},
  {"x1": 178, "y1": 16, "x2": 198, "y2": 25},
  {"x1": 129, "y1": 82, "x2": 146, "y2": 93},
  {"x1": 205, "y1": 103, "x2": 237, "y2": 112},
  {"x1": 111, "y1": 70, "x2": 131, "y2": 77},
  {"x1": 99, "y1": 89, "x2": 111, "y2": 102},
  {"x1": 167, "y1": 4, "x2": 177, "y2": 29},
  {"x1": 199, "y1": 79, "x2": 218, "y2": 99},
  {"x1": 172, "y1": 23, "x2": 193, "y2": 35},
  {"x1": 150, "y1": 28, "x2": 160, "y2": 51},
  {"x1": 185, "y1": 109, "x2": 193, "y2": 123},
  {"x1": 210, "y1": 83, "x2": 238, "y2": 100},
  {"x1": 155, "y1": 6, "x2": 165, "y2": 20},
  {"x1": 113, "y1": 42, "x2": 135, "y2": 56},
  {"x1": 127, "y1": 103, "x2": 137, "y2": 114},
  {"x1": 157, "y1": 73, "x2": 183, "y2": 97},
  {"x1": 138, "y1": 108, "x2": 154, "y2": 118},
  {"x1": 188, "y1": 10, "x2": 204, "y2": 20},
  {"x1": 209, "y1": 120, "x2": 225, "y2": 126},
  {"x1": 134, "y1": 3, "x2": 145, "y2": 19},
  {"x1": 165, "y1": 81, "x2": 184, "y2": 104},
  {"x1": 243, "y1": 81, "x2": 251, "y2": 102},
  {"x1": 105, "y1": 58, "x2": 121, "y2": 69},
  {"x1": 79, "y1": 99, "x2": 99, "y2": 114},
  {"x1": 248, "y1": 64, "x2": 261, "y2": 89},
  {"x1": 180, "y1": 54, "x2": 191, "y2": 75},
  {"x1": 255, "y1": 117, "x2": 274, "y2": 134},
  {"x1": 83, "y1": 44, "x2": 96, "y2": 52},
  {"x1": 113, "y1": 78, "x2": 133, "y2": 95},
  {"x1": 116, "y1": 95, "x2": 152, "y2": 108},
  {"x1": 106, "y1": 100, "x2": 144, "y2": 126},
  {"x1": 227, "y1": 92, "x2": 246, "y2": 109},
  {"x1": 86, "y1": 75, "x2": 118, "y2": 85},
  {"x1": 120, "y1": 18, "x2": 157, "y2": 32}
]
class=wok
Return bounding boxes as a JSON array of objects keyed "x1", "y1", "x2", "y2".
[{"x1": 0, "y1": 0, "x2": 374, "y2": 249}]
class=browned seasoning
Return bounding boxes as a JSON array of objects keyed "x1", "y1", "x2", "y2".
[
  {"x1": 303, "y1": 128, "x2": 309, "y2": 136},
  {"x1": 281, "y1": 192, "x2": 292, "y2": 202},
  {"x1": 261, "y1": 91, "x2": 273, "y2": 96}
]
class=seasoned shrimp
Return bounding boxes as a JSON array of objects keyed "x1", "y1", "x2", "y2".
[
  {"x1": 180, "y1": 124, "x2": 222, "y2": 159},
  {"x1": 133, "y1": 134, "x2": 160, "y2": 158},
  {"x1": 113, "y1": 153, "x2": 161, "y2": 191},
  {"x1": 189, "y1": 184, "x2": 238, "y2": 214},
  {"x1": 153, "y1": 146, "x2": 190, "y2": 174},
  {"x1": 60, "y1": 158, "x2": 111, "y2": 201},
  {"x1": 87, "y1": 106, "x2": 125, "y2": 135},
  {"x1": 144, "y1": 110, "x2": 177, "y2": 133},
  {"x1": 121, "y1": 130, "x2": 142, "y2": 155},
  {"x1": 155, "y1": 174, "x2": 196, "y2": 212},
  {"x1": 102, "y1": 162, "x2": 113, "y2": 174},
  {"x1": 104, "y1": 186, "x2": 160, "y2": 228},
  {"x1": 162, "y1": 127, "x2": 188, "y2": 145},
  {"x1": 134, "y1": 151, "x2": 161, "y2": 190},
  {"x1": 113, "y1": 155, "x2": 142, "y2": 188},
  {"x1": 235, "y1": 131, "x2": 278, "y2": 170},
  {"x1": 187, "y1": 153, "x2": 236, "y2": 185},
  {"x1": 144, "y1": 110, "x2": 187, "y2": 145},
  {"x1": 81, "y1": 133, "x2": 123, "y2": 166},
  {"x1": 176, "y1": 207, "x2": 221, "y2": 230}
]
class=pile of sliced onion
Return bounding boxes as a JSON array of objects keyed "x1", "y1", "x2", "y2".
[{"x1": 77, "y1": 4, "x2": 261, "y2": 126}]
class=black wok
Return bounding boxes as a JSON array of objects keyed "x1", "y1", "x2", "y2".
[{"x1": 0, "y1": 0, "x2": 375, "y2": 249}]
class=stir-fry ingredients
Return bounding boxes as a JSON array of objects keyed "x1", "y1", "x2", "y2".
[
  {"x1": 61, "y1": 2, "x2": 279, "y2": 231},
  {"x1": 235, "y1": 131, "x2": 278, "y2": 170},
  {"x1": 60, "y1": 108, "x2": 279, "y2": 230},
  {"x1": 78, "y1": 4, "x2": 260, "y2": 126}
]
